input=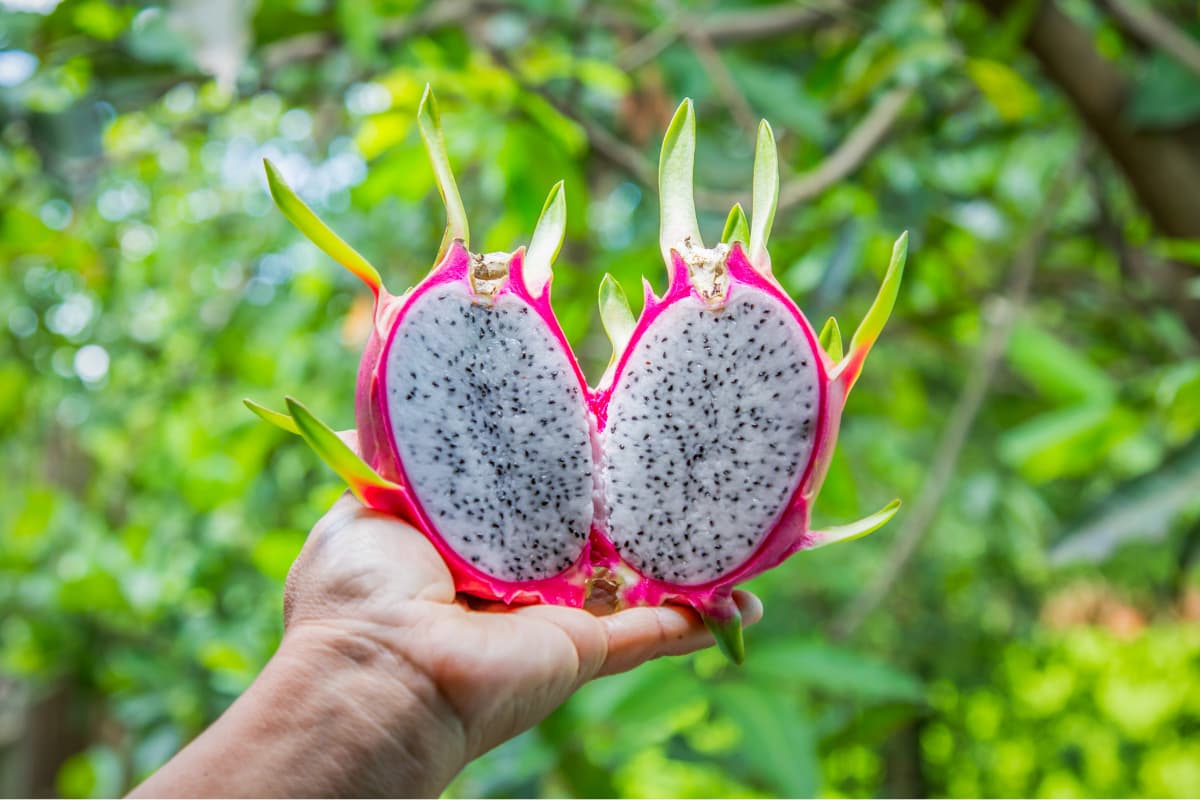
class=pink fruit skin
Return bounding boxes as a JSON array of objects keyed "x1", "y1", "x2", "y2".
[
  {"x1": 590, "y1": 243, "x2": 846, "y2": 624},
  {"x1": 356, "y1": 240, "x2": 596, "y2": 607}
]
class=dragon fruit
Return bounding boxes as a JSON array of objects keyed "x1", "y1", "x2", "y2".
[
  {"x1": 252, "y1": 88, "x2": 597, "y2": 608},
  {"x1": 248, "y1": 89, "x2": 907, "y2": 662},
  {"x1": 586, "y1": 100, "x2": 906, "y2": 660}
]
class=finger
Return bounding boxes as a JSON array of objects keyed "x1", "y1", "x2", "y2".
[
  {"x1": 596, "y1": 605, "x2": 706, "y2": 676},
  {"x1": 732, "y1": 589, "x2": 764, "y2": 626},
  {"x1": 596, "y1": 591, "x2": 764, "y2": 677},
  {"x1": 511, "y1": 604, "x2": 609, "y2": 684},
  {"x1": 303, "y1": 435, "x2": 445, "y2": 601}
]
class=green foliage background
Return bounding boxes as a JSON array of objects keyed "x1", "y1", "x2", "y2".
[{"x1": 2, "y1": 0, "x2": 1200, "y2": 797}]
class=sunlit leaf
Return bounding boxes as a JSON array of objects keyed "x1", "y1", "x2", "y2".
[
  {"x1": 999, "y1": 403, "x2": 1135, "y2": 482},
  {"x1": 1006, "y1": 320, "x2": 1116, "y2": 405},
  {"x1": 658, "y1": 98, "x2": 702, "y2": 263},
  {"x1": 966, "y1": 58, "x2": 1041, "y2": 121}
]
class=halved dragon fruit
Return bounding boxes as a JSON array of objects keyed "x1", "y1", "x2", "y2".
[
  {"x1": 247, "y1": 89, "x2": 907, "y2": 662},
  {"x1": 250, "y1": 88, "x2": 597, "y2": 607},
  {"x1": 587, "y1": 100, "x2": 906, "y2": 660}
]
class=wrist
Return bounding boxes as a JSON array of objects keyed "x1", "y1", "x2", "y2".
[
  {"x1": 267, "y1": 620, "x2": 468, "y2": 797},
  {"x1": 133, "y1": 620, "x2": 466, "y2": 798}
]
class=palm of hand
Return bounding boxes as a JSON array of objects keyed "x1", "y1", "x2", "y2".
[{"x1": 283, "y1": 494, "x2": 761, "y2": 769}]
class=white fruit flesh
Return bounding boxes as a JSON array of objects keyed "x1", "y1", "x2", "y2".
[
  {"x1": 602, "y1": 289, "x2": 819, "y2": 585},
  {"x1": 385, "y1": 284, "x2": 594, "y2": 581}
]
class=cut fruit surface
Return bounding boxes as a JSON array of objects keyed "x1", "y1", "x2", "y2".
[
  {"x1": 381, "y1": 257, "x2": 594, "y2": 583},
  {"x1": 602, "y1": 261, "x2": 823, "y2": 585}
]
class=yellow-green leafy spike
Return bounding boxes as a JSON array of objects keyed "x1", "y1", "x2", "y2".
[
  {"x1": 524, "y1": 181, "x2": 566, "y2": 296},
  {"x1": 264, "y1": 158, "x2": 382, "y2": 295},
  {"x1": 847, "y1": 232, "x2": 908, "y2": 367},
  {"x1": 704, "y1": 610, "x2": 745, "y2": 665},
  {"x1": 721, "y1": 203, "x2": 750, "y2": 245},
  {"x1": 598, "y1": 274, "x2": 636, "y2": 362},
  {"x1": 808, "y1": 499, "x2": 901, "y2": 549},
  {"x1": 243, "y1": 398, "x2": 300, "y2": 435},
  {"x1": 748, "y1": 120, "x2": 778, "y2": 272},
  {"x1": 835, "y1": 232, "x2": 908, "y2": 391},
  {"x1": 658, "y1": 98, "x2": 702, "y2": 264},
  {"x1": 284, "y1": 396, "x2": 398, "y2": 502},
  {"x1": 417, "y1": 86, "x2": 470, "y2": 262},
  {"x1": 818, "y1": 316, "x2": 843, "y2": 362}
]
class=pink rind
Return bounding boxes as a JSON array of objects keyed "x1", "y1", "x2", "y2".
[{"x1": 355, "y1": 318, "x2": 393, "y2": 483}]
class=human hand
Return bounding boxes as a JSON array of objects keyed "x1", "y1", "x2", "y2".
[
  {"x1": 134, "y1": 433, "x2": 761, "y2": 799},
  {"x1": 281, "y1": 488, "x2": 762, "y2": 795}
]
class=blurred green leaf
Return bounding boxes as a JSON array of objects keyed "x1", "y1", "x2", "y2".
[
  {"x1": 251, "y1": 528, "x2": 306, "y2": 580},
  {"x1": 1150, "y1": 237, "x2": 1200, "y2": 267},
  {"x1": 1129, "y1": 53, "x2": 1200, "y2": 129},
  {"x1": 337, "y1": 0, "x2": 381, "y2": 63},
  {"x1": 1050, "y1": 433, "x2": 1200, "y2": 565},
  {"x1": 999, "y1": 403, "x2": 1134, "y2": 482},
  {"x1": 72, "y1": 0, "x2": 131, "y2": 40},
  {"x1": 714, "y1": 683, "x2": 820, "y2": 796},
  {"x1": 1006, "y1": 320, "x2": 1116, "y2": 405},
  {"x1": 966, "y1": 58, "x2": 1041, "y2": 121},
  {"x1": 745, "y1": 640, "x2": 925, "y2": 704},
  {"x1": 57, "y1": 745, "x2": 124, "y2": 799}
]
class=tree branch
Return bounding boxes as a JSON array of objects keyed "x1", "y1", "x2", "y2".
[
  {"x1": 262, "y1": 0, "x2": 482, "y2": 72},
  {"x1": 263, "y1": 1, "x2": 866, "y2": 73},
  {"x1": 264, "y1": 0, "x2": 907, "y2": 215},
  {"x1": 691, "y1": 0, "x2": 862, "y2": 44},
  {"x1": 777, "y1": 85, "x2": 913, "y2": 208},
  {"x1": 615, "y1": 10, "x2": 687, "y2": 72},
  {"x1": 685, "y1": 27, "x2": 760, "y2": 137},
  {"x1": 542, "y1": 85, "x2": 912, "y2": 213},
  {"x1": 616, "y1": 1, "x2": 864, "y2": 70},
  {"x1": 981, "y1": 0, "x2": 1200, "y2": 239},
  {"x1": 830, "y1": 150, "x2": 1089, "y2": 641}
]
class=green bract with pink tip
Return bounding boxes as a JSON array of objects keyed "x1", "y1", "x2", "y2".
[{"x1": 248, "y1": 88, "x2": 907, "y2": 663}]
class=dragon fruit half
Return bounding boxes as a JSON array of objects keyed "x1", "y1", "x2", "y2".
[{"x1": 248, "y1": 89, "x2": 907, "y2": 662}]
